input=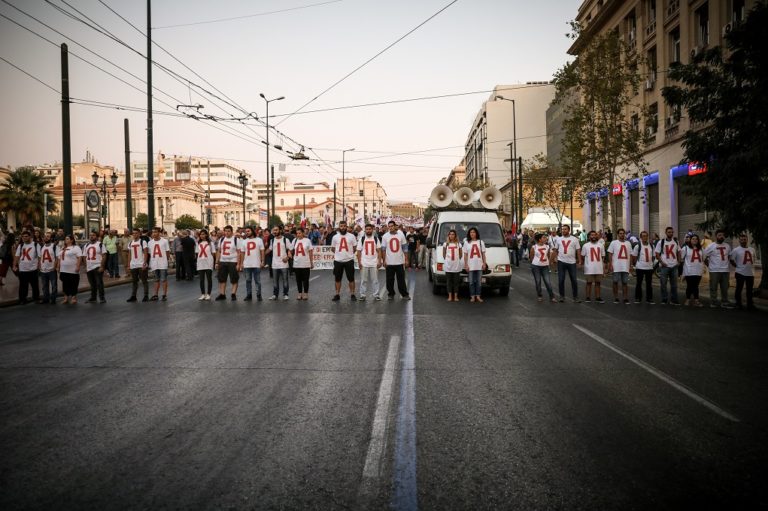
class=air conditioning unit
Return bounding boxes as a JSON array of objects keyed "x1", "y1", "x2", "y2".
[
  {"x1": 645, "y1": 127, "x2": 656, "y2": 137},
  {"x1": 722, "y1": 22, "x2": 732, "y2": 37},
  {"x1": 645, "y1": 79, "x2": 655, "y2": 91},
  {"x1": 666, "y1": 116, "x2": 678, "y2": 128},
  {"x1": 690, "y1": 46, "x2": 702, "y2": 59}
]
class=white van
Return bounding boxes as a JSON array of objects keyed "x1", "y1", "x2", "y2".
[{"x1": 426, "y1": 210, "x2": 512, "y2": 296}]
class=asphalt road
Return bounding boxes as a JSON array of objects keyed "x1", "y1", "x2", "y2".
[{"x1": 1, "y1": 267, "x2": 766, "y2": 510}]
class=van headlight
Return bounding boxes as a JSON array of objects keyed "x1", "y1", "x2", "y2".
[{"x1": 494, "y1": 264, "x2": 510, "y2": 273}]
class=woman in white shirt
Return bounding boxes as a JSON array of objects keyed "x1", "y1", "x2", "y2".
[
  {"x1": 291, "y1": 227, "x2": 314, "y2": 300},
  {"x1": 681, "y1": 234, "x2": 704, "y2": 307},
  {"x1": 58, "y1": 234, "x2": 82, "y2": 304},
  {"x1": 442, "y1": 229, "x2": 463, "y2": 302},
  {"x1": 196, "y1": 229, "x2": 215, "y2": 300},
  {"x1": 463, "y1": 227, "x2": 487, "y2": 303},
  {"x1": 529, "y1": 233, "x2": 556, "y2": 302}
]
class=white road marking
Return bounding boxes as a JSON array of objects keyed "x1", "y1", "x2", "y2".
[
  {"x1": 361, "y1": 334, "x2": 401, "y2": 479},
  {"x1": 572, "y1": 324, "x2": 740, "y2": 423},
  {"x1": 309, "y1": 275, "x2": 320, "y2": 282}
]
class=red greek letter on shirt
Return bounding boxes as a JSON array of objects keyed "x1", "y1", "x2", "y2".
[
  {"x1": 246, "y1": 241, "x2": 257, "y2": 255},
  {"x1": 294, "y1": 241, "x2": 306, "y2": 257},
  {"x1": 561, "y1": 239, "x2": 571, "y2": 254},
  {"x1": 643, "y1": 247, "x2": 650, "y2": 261},
  {"x1": 469, "y1": 243, "x2": 481, "y2": 259},
  {"x1": 664, "y1": 244, "x2": 676, "y2": 259},
  {"x1": 537, "y1": 247, "x2": 548, "y2": 263},
  {"x1": 221, "y1": 241, "x2": 231, "y2": 256},
  {"x1": 744, "y1": 250, "x2": 753, "y2": 264},
  {"x1": 691, "y1": 248, "x2": 702, "y2": 262},
  {"x1": 447, "y1": 244, "x2": 457, "y2": 260},
  {"x1": 199, "y1": 243, "x2": 209, "y2": 258},
  {"x1": 617, "y1": 244, "x2": 628, "y2": 260},
  {"x1": 41, "y1": 249, "x2": 53, "y2": 263},
  {"x1": 717, "y1": 246, "x2": 727, "y2": 260},
  {"x1": 364, "y1": 240, "x2": 375, "y2": 255},
  {"x1": 590, "y1": 247, "x2": 601, "y2": 262},
  {"x1": 389, "y1": 238, "x2": 400, "y2": 252},
  {"x1": 152, "y1": 244, "x2": 162, "y2": 257},
  {"x1": 339, "y1": 237, "x2": 349, "y2": 252}
]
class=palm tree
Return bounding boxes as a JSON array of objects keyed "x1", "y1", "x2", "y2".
[{"x1": 0, "y1": 166, "x2": 57, "y2": 227}]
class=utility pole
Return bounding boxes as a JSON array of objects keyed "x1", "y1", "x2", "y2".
[
  {"x1": 518, "y1": 156, "x2": 524, "y2": 226},
  {"x1": 124, "y1": 118, "x2": 132, "y2": 230},
  {"x1": 270, "y1": 165, "x2": 275, "y2": 225},
  {"x1": 206, "y1": 160, "x2": 211, "y2": 226},
  {"x1": 60, "y1": 43, "x2": 73, "y2": 234},
  {"x1": 146, "y1": 0, "x2": 155, "y2": 228},
  {"x1": 506, "y1": 142, "x2": 515, "y2": 229},
  {"x1": 303, "y1": 193, "x2": 306, "y2": 220},
  {"x1": 333, "y1": 183, "x2": 337, "y2": 226}
]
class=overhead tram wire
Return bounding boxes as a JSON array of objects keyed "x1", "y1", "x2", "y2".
[{"x1": 276, "y1": 0, "x2": 461, "y2": 127}]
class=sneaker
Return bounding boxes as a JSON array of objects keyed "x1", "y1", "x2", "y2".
[
  {"x1": 359, "y1": 295, "x2": 366, "y2": 301},
  {"x1": 613, "y1": 298, "x2": 620, "y2": 304},
  {"x1": 559, "y1": 297, "x2": 565, "y2": 303},
  {"x1": 709, "y1": 303, "x2": 719, "y2": 308},
  {"x1": 351, "y1": 294, "x2": 357, "y2": 302},
  {"x1": 647, "y1": 300, "x2": 655, "y2": 305},
  {"x1": 257, "y1": 295, "x2": 263, "y2": 301},
  {"x1": 215, "y1": 294, "x2": 226, "y2": 301},
  {"x1": 551, "y1": 297, "x2": 558, "y2": 303},
  {"x1": 269, "y1": 295, "x2": 277, "y2": 300},
  {"x1": 388, "y1": 295, "x2": 395, "y2": 301},
  {"x1": 671, "y1": 301, "x2": 681, "y2": 306},
  {"x1": 623, "y1": 299, "x2": 630, "y2": 305},
  {"x1": 722, "y1": 302, "x2": 735, "y2": 309},
  {"x1": 538, "y1": 296, "x2": 543, "y2": 302},
  {"x1": 283, "y1": 295, "x2": 289, "y2": 301},
  {"x1": 332, "y1": 294, "x2": 341, "y2": 302},
  {"x1": 204, "y1": 294, "x2": 211, "y2": 301},
  {"x1": 572, "y1": 298, "x2": 582, "y2": 303},
  {"x1": 99, "y1": 298, "x2": 107, "y2": 304},
  {"x1": 401, "y1": 295, "x2": 411, "y2": 300},
  {"x1": 595, "y1": 297, "x2": 605, "y2": 304},
  {"x1": 375, "y1": 295, "x2": 381, "y2": 301},
  {"x1": 142, "y1": 296, "x2": 149, "y2": 302},
  {"x1": 634, "y1": 299, "x2": 641, "y2": 304},
  {"x1": 198, "y1": 294, "x2": 206, "y2": 301},
  {"x1": 661, "y1": 300, "x2": 668, "y2": 305},
  {"x1": 231, "y1": 294, "x2": 237, "y2": 301},
  {"x1": 86, "y1": 298, "x2": 97, "y2": 303},
  {"x1": 243, "y1": 294, "x2": 252, "y2": 301},
  {"x1": 127, "y1": 296, "x2": 137, "y2": 302},
  {"x1": 150, "y1": 295, "x2": 159, "y2": 301},
  {"x1": 584, "y1": 297, "x2": 591, "y2": 303},
  {"x1": 161, "y1": 295, "x2": 167, "y2": 301}
]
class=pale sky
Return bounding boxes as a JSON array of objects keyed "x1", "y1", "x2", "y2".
[{"x1": 0, "y1": 0, "x2": 577, "y2": 202}]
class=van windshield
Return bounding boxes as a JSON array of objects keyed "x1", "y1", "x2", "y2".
[{"x1": 436, "y1": 222, "x2": 505, "y2": 247}]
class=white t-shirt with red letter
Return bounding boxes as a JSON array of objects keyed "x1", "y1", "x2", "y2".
[
  {"x1": 128, "y1": 239, "x2": 147, "y2": 270},
  {"x1": 655, "y1": 239, "x2": 680, "y2": 268},
  {"x1": 442, "y1": 241, "x2": 463, "y2": 273},
  {"x1": 581, "y1": 241, "x2": 605, "y2": 275},
  {"x1": 357, "y1": 235, "x2": 380, "y2": 268},
  {"x1": 290, "y1": 238, "x2": 313, "y2": 268},
  {"x1": 730, "y1": 246, "x2": 755, "y2": 277},
  {"x1": 704, "y1": 242, "x2": 731, "y2": 273},
  {"x1": 147, "y1": 238, "x2": 170, "y2": 270},
  {"x1": 39, "y1": 243, "x2": 57, "y2": 273},
  {"x1": 607, "y1": 240, "x2": 632, "y2": 273},
  {"x1": 217, "y1": 236, "x2": 239, "y2": 263},
  {"x1": 381, "y1": 231, "x2": 407, "y2": 266},
  {"x1": 554, "y1": 235, "x2": 580, "y2": 264},
  {"x1": 196, "y1": 241, "x2": 215, "y2": 271},
  {"x1": 270, "y1": 236, "x2": 290, "y2": 269},
  {"x1": 632, "y1": 242, "x2": 655, "y2": 270},
  {"x1": 59, "y1": 244, "x2": 82, "y2": 274},
  {"x1": 331, "y1": 232, "x2": 357, "y2": 263},
  {"x1": 681, "y1": 246, "x2": 704, "y2": 276},
  {"x1": 530, "y1": 244, "x2": 551, "y2": 267},
  {"x1": 83, "y1": 241, "x2": 106, "y2": 272},
  {"x1": 463, "y1": 240, "x2": 486, "y2": 271},
  {"x1": 15, "y1": 242, "x2": 39, "y2": 272},
  {"x1": 240, "y1": 237, "x2": 265, "y2": 268}
]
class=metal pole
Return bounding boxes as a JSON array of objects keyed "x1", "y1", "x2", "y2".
[
  {"x1": 570, "y1": 179, "x2": 574, "y2": 232},
  {"x1": 303, "y1": 193, "x2": 306, "y2": 219},
  {"x1": 342, "y1": 151, "x2": 346, "y2": 221},
  {"x1": 206, "y1": 160, "x2": 211, "y2": 226},
  {"x1": 146, "y1": 0, "x2": 155, "y2": 228},
  {"x1": 124, "y1": 118, "x2": 132, "y2": 230},
  {"x1": 518, "y1": 156, "x2": 524, "y2": 226},
  {"x1": 241, "y1": 175, "x2": 246, "y2": 226},
  {"x1": 507, "y1": 142, "x2": 514, "y2": 229},
  {"x1": 61, "y1": 44, "x2": 73, "y2": 235},
  {"x1": 265, "y1": 100, "x2": 270, "y2": 223},
  {"x1": 333, "y1": 183, "x2": 337, "y2": 226},
  {"x1": 43, "y1": 193, "x2": 48, "y2": 232},
  {"x1": 512, "y1": 100, "x2": 517, "y2": 229},
  {"x1": 270, "y1": 165, "x2": 275, "y2": 225}
]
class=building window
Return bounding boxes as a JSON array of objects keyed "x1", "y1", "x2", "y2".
[
  {"x1": 731, "y1": 0, "x2": 746, "y2": 23},
  {"x1": 647, "y1": 46, "x2": 657, "y2": 84},
  {"x1": 648, "y1": 103, "x2": 659, "y2": 134},
  {"x1": 625, "y1": 10, "x2": 637, "y2": 48},
  {"x1": 669, "y1": 27, "x2": 681, "y2": 63},
  {"x1": 645, "y1": 0, "x2": 657, "y2": 36},
  {"x1": 280, "y1": 199, "x2": 284, "y2": 206},
  {"x1": 631, "y1": 114, "x2": 640, "y2": 132},
  {"x1": 695, "y1": 2, "x2": 709, "y2": 48},
  {"x1": 295, "y1": 198, "x2": 300, "y2": 205}
]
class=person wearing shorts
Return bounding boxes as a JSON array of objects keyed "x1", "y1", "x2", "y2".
[
  {"x1": 607, "y1": 228, "x2": 632, "y2": 304},
  {"x1": 331, "y1": 221, "x2": 358, "y2": 301},
  {"x1": 581, "y1": 230, "x2": 605, "y2": 303},
  {"x1": 214, "y1": 225, "x2": 240, "y2": 301},
  {"x1": 147, "y1": 227, "x2": 170, "y2": 301}
]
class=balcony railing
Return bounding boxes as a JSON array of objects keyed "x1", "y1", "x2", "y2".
[
  {"x1": 645, "y1": 19, "x2": 656, "y2": 39},
  {"x1": 666, "y1": 0, "x2": 679, "y2": 22}
]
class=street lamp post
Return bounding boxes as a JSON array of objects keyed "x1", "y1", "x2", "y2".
[
  {"x1": 496, "y1": 95, "x2": 517, "y2": 229},
  {"x1": 260, "y1": 93, "x2": 285, "y2": 225},
  {"x1": 238, "y1": 171, "x2": 248, "y2": 227},
  {"x1": 342, "y1": 148, "x2": 355, "y2": 221},
  {"x1": 92, "y1": 170, "x2": 118, "y2": 231}
]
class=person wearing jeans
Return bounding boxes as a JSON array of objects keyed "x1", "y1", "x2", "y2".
[
  {"x1": 463, "y1": 227, "x2": 487, "y2": 303},
  {"x1": 268, "y1": 227, "x2": 290, "y2": 300},
  {"x1": 39, "y1": 233, "x2": 59, "y2": 304},
  {"x1": 83, "y1": 232, "x2": 107, "y2": 303},
  {"x1": 654, "y1": 227, "x2": 681, "y2": 305},
  {"x1": 552, "y1": 225, "x2": 581, "y2": 302},
  {"x1": 239, "y1": 227, "x2": 265, "y2": 301},
  {"x1": 13, "y1": 231, "x2": 40, "y2": 304},
  {"x1": 704, "y1": 229, "x2": 733, "y2": 308},
  {"x1": 381, "y1": 221, "x2": 410, "y2": 300},
  {"x1": 291, "y1": 228, "x2": 313, "y2": 300},
  {"x1": 357, "y1": 224, "x2": 382, "y2": 301},
  {"x1": 681, "y1": 235, "x2": 704, "y2": 307},
  {"x1": 631, "y1": 231, "x2": 655, "y2": 303},
  {"x1": 530, "y1": 233, "x2": 556, "y2": 302},
  {"x1": 730, "y1": 233, "x2": 756, "y2": 310}
]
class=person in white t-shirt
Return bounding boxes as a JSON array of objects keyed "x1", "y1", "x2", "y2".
[
  {"x1": 654, "y1": 226, "x2": 681, "y2": 305},
  {"x1": 291, "y1": 227, "x2": 314, "y2": 300},
  {"x1": 552, "y1": 224, "x2": 582, "y2": 303},
  {"x1": 126, "y1": 228, "x2": 149, "y2": 303},
  {"x1": 631, "y1": 231, "x2": 655, "y2": 304},
  {"x1": 39, "y1": 232, "x2": 59, "y2": 305},
  {"x1": 607, "y1": 228, "x2": 633, "y2": 304},
  {"x1": 195, "y1": 229, "x2": 216, "y2": 300},
  {"x1": 13, "y1": 230, "x2": 41, "y2": 304},
  {"x1": 730, "y1": 233, "x2": 756, "y2": 310},
  {"x1": 267, "y1": 225, "x2": 291, "y2": 300},
  {"x1": 529, "y1": 232, "x2": 556, "y2": 302},
  {"x1": 82, "y1": 230, "x2": 107, "y2": 303},
  {"x1": 380, "y1": 221, "x2": 410, "y2": 300},
  {"x1": 680, "y1": 234, "x2": 705, "y2": 307},
  {"x1": 442, "y1": 229, "x2": 463, "y2": 302},
  {"x1": 356, "y1": 224, "x2": 382, "y2": 301},
  {"x1": 58, "y1": 234, "x2": 82, "y2": 304},
  {"x1": 331, "y1": 220, "x2": 359, "y2": 301},
  {"x1": 239, "y1": 226, "x2": 265, "y2": 302},
  {"x1": 703, "y1": 229, "x2": 733, "y2": 308},
  {"x1": 147, "y1": 227, "x2": 170, "y2": 301},
  {"x1": 463, "y1": 227, "x2": 487, "y2": 303},
  {"x1": 580, "y1": 230, "x2": 606, "y2": 303},
  {"x1": 214, "y1": 224, "x2": 240, "y2": 301}
]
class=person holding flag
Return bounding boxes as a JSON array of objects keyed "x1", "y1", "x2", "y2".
[
  {"x1": 357, "y1": 223, "x2": 382, "y2": 301},
  {"x1": 148, "y1": 227, "x2": 171, "y2": 301},
  {"x1": 126, "y1": 228, "x2": 149, "y2": 303},
  {"x1": 291, "y1": 227, "x2": 314, "y2": 300},
  {"x1": 331, "y1": 220, "x2": 358, "y2": 301}
]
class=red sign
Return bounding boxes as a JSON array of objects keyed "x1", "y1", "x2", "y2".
[
  {"x1": 688, "y1": 162, "x2": 707, "y2": 176},
  {"x1": 612, "y1": 183, "x2": 623, "y2": 195}
]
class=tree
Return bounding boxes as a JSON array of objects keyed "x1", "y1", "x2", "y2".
[
  {"x1": 662, "y1": 1, "x2": 768, "y2": 294},
  {"x1": 175, "y1": 214, "x2": 203, "y2": 230},
  {"x1": 0, "y1": 166, "x2": 58, "y2": 226},
  {"x1": 553, "y1": 26, "x2": 648, "y2": 232},
  {"x1": 522, "y1": 154, "x2": 579, "y2": 228},
  {"x1": 134, "y1": 213, "x2": 148, "y2": 230},
  {"x1": 268, "y1": 214, "x2": 283, "y2": 228}
]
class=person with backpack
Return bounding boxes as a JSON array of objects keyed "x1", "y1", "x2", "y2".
[
  {"x1": 267, "y1": 225, "x2": 291, "y2": 300},
  {"x1": 291, "y1": 227, "x2": 314, "y2": 300},
  {"x1": 631, "y1": 231, "x2": 655, "y2": 304},
  {"x1": 654, "y1": 226, "x2": 681, "y2": 305},
  {"x1": 680, "y1": 233, "x2": 704, "y2": 307},
  {"x1": 58, "y1": 234, "x2": 82, "y2": 304},
  {"x1": 12, "y1": 230, "x2": 41, "y2": 304},
  {"x1": 214, "y1": 225, "x2": 240, "y2": 301},
  {"x1": 126, "y1": 228, "x2": 149, "y2": 303},
  {"x1": 147, "y1": 227, "x2": 171, "y2": 301},
  {"x1": 38, "y1": 232, "x2": 59, "y2": 304},
  {"x1": 239, "y1": 226, "x2": 265, "y2": 302},
  {"x1": 83, "y1": 230, "x2": 107, "y2": 304},
  {"x1": 331, "y1": 220, "x2": 358, "y2": 301},
  {"x1": 357, "y1": 223, "x2": 382, "y2": 301}
]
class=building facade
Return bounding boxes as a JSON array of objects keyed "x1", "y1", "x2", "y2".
[
  {"x1": 337, "y1": 177, "x2": 390, "y2": 220},
  {"x1": 571, "y1": 0, "x2": 753, "y2": 237}
]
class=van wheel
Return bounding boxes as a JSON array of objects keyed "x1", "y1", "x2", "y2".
[{"x1": 498, "y1": 286, "x2": 510, "y2": 297}]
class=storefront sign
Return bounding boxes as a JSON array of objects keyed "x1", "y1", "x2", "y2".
[
  {"x1": 612, "y1": 183, "x2": 623, "y2": 196},
  {"x1": 688, "y1": 162, "x2": 707, "y2": 176}
]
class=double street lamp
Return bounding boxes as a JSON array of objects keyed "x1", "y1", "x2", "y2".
[
  {"x1": 92, "y1": 170, "x2": 118, "y2": 230},
  {"x1": 260, "y1": 93, "x2": 285, "y2": 225},
  {"x1": 194, "y1": 191, "x2": 209, "y2": 226}
]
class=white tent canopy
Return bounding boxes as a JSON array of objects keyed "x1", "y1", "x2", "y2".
[{"x1": 521, "y1": 208, "x2": 582, "y2": 231}]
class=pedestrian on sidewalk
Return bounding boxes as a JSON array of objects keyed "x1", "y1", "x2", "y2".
[
  {"x1": 240, "y1": 226, "x2": 265, "y2": 302},
  {"x1": 681, "y1": 234, "x2": 705, "y2": 307},
  {"x1": 581, "y1": 230, "x2": 605, "y2": 303},
  {"x1": 83, "y1": 231, "x2": 107, "y2": 304},
  {"x1": 631, "y1": 231, "x2": 655, "y2": 304},
  {"x1": 267, "y1": 225, "x2": 291, "y2": 300},
  {"x1": 181, "y1": 230, "x2": 197, "y2": 280},
  {"x1": 13, "y1": 230, "x2": 40, "y2": 304},
  {"x1": 172, "y1": 232, "x2": 185, "y2": 281},
  {"x1": 330, "y1": 221, "x2": 358, "y2": 301},
  {"x1": 704, "y1": 229, "x2": 734, "y2": 308},
  {"x1": 291, "y1": 227, "x2": 314, "y2": 300},
  {"x1": 119, "y1": 229, "x2": 131, "y2": 277},
  {"x1": 463, "y1": 227, "x2": 487, "y2": 303},
  {"x1": 381, "y1": 221, "x2": 410, "y2": 301},
  {"x1": 357, "y1": 223, "x2": 382, "y2": 301},
  {"x1": 655, "y1": 227, "x2": 681, "y2": 305},
  {"x1": 58, "y1": 234, "x2": 82, "y2": 304},
  {"x1": 39, "y1": 232, "x2": 59, "y2": 305},
  {"x1": 607, "y1": 228, "x2": 632, "y2": 304},
  {"x1": 442, "y1": 229, "x2": 463, "y2": 302},
  {"x1": 148, "y1": 227, "x2": 170, "y2": 301},
  {"x1": 730, "y1": 233, "x2": 756, "y2": 310},
  {"x1": 126, "y1": 228, "x2": 149, "y2": 303},
  {"x1": 214, "y1": 225, "x2": 240, "y2": 301},
  {"x1": 0, "y1": 232, "x2": 16, "y2": 286},
  {"x1": 103, "y1": 230, "x2": 120, "y2": 278},
  {"x1": 196, "y1": 229, "x2": 215, "y2": 301},
  {"x1": 530, "y1": 233, "x2": 556, "y2": 302},
  {"x1": 553, "y1": 224, "x2": 582, "y2": 303}
]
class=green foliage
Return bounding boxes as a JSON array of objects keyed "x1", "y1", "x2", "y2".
[
  {"x1": 0, "y1": 166, "x2": 57, "y2": 226},
  {"x1": 553, "y1": 29, "x2": 648, "y2": 231},
  {"x1": 174, "y1": 214, "x2": 203, "y2": 230},
  {"x1": 662, "y1": 2, "x2": 768, "y2": 247},
  {"x1": 268, "y1": 214, "x2": 283, "y2": 228},
  {"x1": 134, "y1": 213, "x2": 148, "y2": 230},
  {"x1": 522, "y1": 154, "x2": 578, "y2": 226}
]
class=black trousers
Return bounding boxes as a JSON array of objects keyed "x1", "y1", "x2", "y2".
[
  {"x1": 295, "y1": 267, "x2": 311, "y2": 293},
  {"x1": 199, "y1": 269, "x2": 213, "y2": 294},
  {"x1": 18, "y1": 270, "x2": 40, "y2": 302},
  {"x1": 735, "y1": 273, "x2": 754, "y2": 307},
  {"x1": 131, "y1": 267, "x2": 149, "y2": 298},
  {"x1": 175, "y1": 251, "x2": 185, "y2": 279},
  {"x1": 685, "y1": 275, "x2": 702, "y2": 299},
  {"x1": 86, "y1": 269, "x2": 105, "y2": 300},
  {"x1": 182, "y1": 253, "x2": 196, "y2": 278},
  {"x1": 60, "y1": 272, "x2": 80, "y2": 296},
  {"x1": 386, "y1": 264, "x2": 409, "y2": 297},
  {"x1": 635, "y1": 268, "x2": 654, "y2": 301}
]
